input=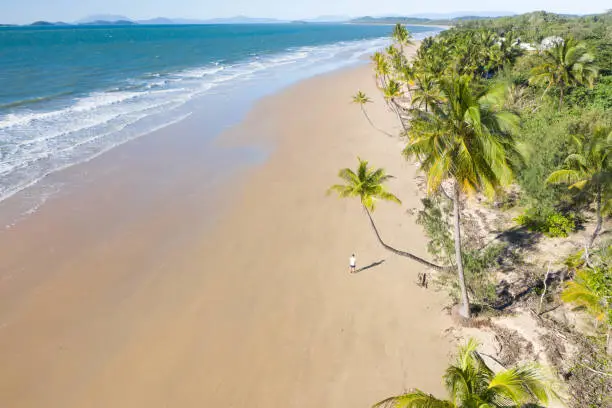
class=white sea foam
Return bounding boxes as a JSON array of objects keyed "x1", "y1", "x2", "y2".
[{"x1": 0, "y1": 32, "x2": 438, "y2": 203}]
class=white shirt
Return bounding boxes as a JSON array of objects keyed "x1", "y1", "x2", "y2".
[{"x1": 349, "y1": 256, "x2": 356, "y2": 267}]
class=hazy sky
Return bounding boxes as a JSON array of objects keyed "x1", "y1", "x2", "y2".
[{"x1": 1, "y1": 0, "x2": 609, "y2": 24}]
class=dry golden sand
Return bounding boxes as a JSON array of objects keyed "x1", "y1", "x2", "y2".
[{"x1": 0, "y1": 60, "x2": 453, "y2": 407}]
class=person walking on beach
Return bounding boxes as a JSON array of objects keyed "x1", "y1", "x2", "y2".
[{"x1": 349, "y1": 253, "x2": 356, "y2": 274}]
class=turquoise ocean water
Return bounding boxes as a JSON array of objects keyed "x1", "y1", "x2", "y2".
[{"x1": 0, "y1": 24, "x2": 440, "y2": 203}]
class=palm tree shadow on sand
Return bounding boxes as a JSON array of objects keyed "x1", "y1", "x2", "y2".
[{"x1": 354, "y1": 259, "x2": 386, "y2": 273}]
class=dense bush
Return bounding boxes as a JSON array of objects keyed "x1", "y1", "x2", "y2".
[
  {"x1": 513, "y1": 105, "x2": 572, "y2": 208},
  {"x1": 567, "y1": 76, "x2": 612, "y2": 109},
  {"x1": 416, "y1": 195, "x2": 454, "y2": 264},
  {"x1": 514, "y1": 208, "x2": 577, "y2": 237},
  {"x1": 592, "y1": 76, "x2": 612, "y2": 109}
]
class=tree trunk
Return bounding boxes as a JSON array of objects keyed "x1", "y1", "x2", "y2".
[
  {"x1": 379, "y1": 75, "x2": 388, "y2": 90},
  {"x1": 361, "y1": 106, "x2": 395, "y2": 138},
  {"x1": 363, "y1": 206, "x2": 448, "y2": 271},
  {"x1": 452, "y1": 182, "x2": 471, "y2": 318},
  {"x1": 588, "y1": 185, "x2": 603, "y2": 248},
  {"x1": 390, "y1": 99, "x2": 408, "y2": 131},
  {"x1": 559, "y1": 85, "x2": 564, "y2": 111}
]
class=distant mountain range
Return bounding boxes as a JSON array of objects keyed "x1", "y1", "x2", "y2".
[
  {"x1": 75, "y1": 14, "x2": 290, "y2": 25},
  {"x1": 8, "y1": 12, "x2": 519, "y2": 27},
  {"x1": 350, "y1": 11, "x2": 517, "y2": 25},
  {"x1": 406, "y1": 11, "x2": 515, "y2": 19}
]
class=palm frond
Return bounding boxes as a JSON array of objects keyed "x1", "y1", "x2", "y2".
[
  {"x1": 373, "y1": 390, "x2": 452, "y2": 408},
  {"x1": 561, "y1": 273, "x2": 606, "y2": 320},
  {"x1": 568, "y1": 179, "x2": 589, "y2": 190},
  {"x1": 327, "y1": 184, "x2": 355, "y2": 198},
  {"x1": 546, "y1": 169, "x2": 583, "y2": 186},
  {"x1": 378, "y1": 191, "x2": 402, "y2": 205},
  {"x1": 338, "y1": 167, "x2": 359, "y2": 185},
  {"x1": 487, "y1": 364, "x2": 553, "y2": 405}
]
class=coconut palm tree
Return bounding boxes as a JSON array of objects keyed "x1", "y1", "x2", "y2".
[
  {"x1": 529, "y1": 37, "x2": 598, "y2": 109},
  {"x1": 546, "y1": 125, "x2": 611, "y2": 248},
  {"x1": 382, "y1": 79, "x2": 408, "y2": 130},
  {"x1": 392, "y1": 24, "x2": 414, "y2": 53},
  {"x1": 561, "y1": 266, "x2": 611, "y2": 353},
  {"x1": 374, "y1": 339, "x2": 557, "y2": 408},
  {"x1": 387, "y1": 44, "x2": 408, "y2": 75},
  {"x1": 449, "y1": 33, "x2": 484, "y2": 77},
  {"x1": 398, "y1": 64, "x2": 416, "y2": 99},
  {"x1": 411, "y1": 74, "x2": 442, "y2": 113},
  {"x1": 404, "y1": 76, "x2": 520, "y2": 318},
  {"x1": 328, "y1": 158, "x2": 445, "y2": 271},
  {"x1": 498, "y1": 30, "x2": 522, "y2": 68},
  {"x1": 372, "y1": 52, "x2": 391, "y2": 88},
  {"x1": 414, "y1": 40, "x2": 450, "y2": 78},
  {"x1": 561, "y1": 269, "x2": 610, "y2": 325},
  {"x1": 352, "y1": 91, "x2": 394, "y2": 137}
]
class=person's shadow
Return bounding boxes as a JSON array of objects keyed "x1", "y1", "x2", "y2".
[{"x1": 354, "y1": 259, "x2": 386, "y2": 273}]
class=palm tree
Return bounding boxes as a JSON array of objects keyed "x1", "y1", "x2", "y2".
[
  {"x1": 411, "y1": 74, "x2": 442, "y2": 113},
  {"x1": 387, "y1": 45, "x2": 408, "y2": 75},
  {"x1": 546, "y1": 125, "x2": 611, "y2": 248},
  {"x1": 398, "y1": 64, "x2": 416, "y2": 99},
  {"x1": 449, "y1": 33, "x2": 485, "y2": 77},
  {"x1": 328, "y1": 158, "x2": 445, "y2": 271},
  {"x1": 392, "y1": 24, "x2": 413, "y2": 53},
  {"x1": 414, "y1": 40, "x2": 449, "y2": 78},
  {"x1": 372, "y1": 52, "x2": 391, "y2": 88},
  {"x1": 529, "y1": 37, "x2": 598, "y2": 109},
  {"x1": 561, "y1": 269, "x2": 610, "y2": 325},
  {"x1": 561, "y1": 267, "x2": 611, "y2": 353},
  {"x1": 498, "y1": 30, "x2": 522, "y2": 68},
  {"x1": 374, "y1": 339, "x2": 556, "y2": 408},
  {"x1": 352, "y1": 91, "x2": 394, "y2": 137},
  {"x1": 382, "y1": 79, "x2": 408, "y2": 130},
  {"x1": 404, "y1": 76, "x2": 520, "y2": 318}
]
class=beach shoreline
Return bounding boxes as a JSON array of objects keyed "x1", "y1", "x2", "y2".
[{"x1": 0, "y1": 49, "x2": 454, "y2": 407}]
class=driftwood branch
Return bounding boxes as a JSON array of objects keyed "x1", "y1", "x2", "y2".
[
  {"x1": 477, "y1": 351, "x2": 508, "y2": 369},
  {"x1": 538, "y1": 262, "x2": 552, "y2": 315},
  {"x1": 579, "y1": 364, "x2": 612, "y2": 377}
]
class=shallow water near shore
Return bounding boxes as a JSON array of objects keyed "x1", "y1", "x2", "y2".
[{"x1": 0, "y1": 24, "x2": 441, "y2": 218}]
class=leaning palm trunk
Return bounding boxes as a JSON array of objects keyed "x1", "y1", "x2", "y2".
[
  {"x1": 452, "y1": 182, "x2": 471, "y2": 318},
  {"x1": 390, "y1": 99, "x2": 408, "y2": 131},
  {"x1": 377, "y1": 74, "x2": 388, "y2": 90},
  {"x1": 363, "y1": 206, "x2": 447, "y2": 271},
  {"x1": 588, "y1": 185, "x2": 603, "y2": 248},
  {"x1": 360, "y1": 106, "x2": 395, "y2": 137}
]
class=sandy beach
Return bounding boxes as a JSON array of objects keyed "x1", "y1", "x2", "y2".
[{"x1": 0, "y1": 56, "x2": 454, "y2": 407}]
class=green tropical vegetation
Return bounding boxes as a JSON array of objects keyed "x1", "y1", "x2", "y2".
[
  {"x1": 404, "y1": 76, "x2": 519, "y2": 318},
  {"x1": 375, "y1": 339, "x2": 557, "y2": 408},
  {"x1": 561, "y1": 246, "x2": 612, "y2": 352},
  {"x1": 329, "y1": 11, "x2": 611, "y2": 408},
  {"x1": 528, "y1": 37, "x2": 598, "y2": 108},
  {"x1": 546, "y1": 125, "x2": 611, "y2": 246}
]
